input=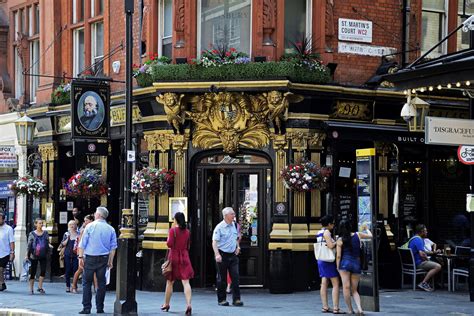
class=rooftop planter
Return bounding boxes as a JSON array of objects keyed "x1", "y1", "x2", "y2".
[{"x1": 134, "y1": 47, "x2": 331, "y2": 88}]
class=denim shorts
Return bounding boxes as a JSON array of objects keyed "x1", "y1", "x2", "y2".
[{"x1": 339, "y1": 257, "x2": 361, "y2": 274}]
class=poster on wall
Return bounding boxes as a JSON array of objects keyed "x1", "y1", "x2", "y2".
[{"x1": 71, "y1": 80, "x2": 110, "y2": 140}]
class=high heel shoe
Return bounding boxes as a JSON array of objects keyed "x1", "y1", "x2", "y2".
[
  {"x1": 160, "y1": 304, "x2": 170, "y2": 312},
  {"x1": 185, "y1": 306, "x2": 192, "y2": 315}
]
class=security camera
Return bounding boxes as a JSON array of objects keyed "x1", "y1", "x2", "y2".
[
  {"x1": 400, "y1": 102, "x2": 416, "y2": 122},
  {"x1": 66, "y1": 151, "x2": 74, "y2": 157}
]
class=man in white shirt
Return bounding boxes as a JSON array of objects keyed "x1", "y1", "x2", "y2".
[{"x1": 0, "y1": 212, "x2": 14, "y2": 291}]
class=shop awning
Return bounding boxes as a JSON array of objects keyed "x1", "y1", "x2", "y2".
[
  {"x1": 323, "y1": 121, "x2": 425, "y2": 144},
  {"x1": 384, "y1": 49, "x2": 474, "y2": 90}
]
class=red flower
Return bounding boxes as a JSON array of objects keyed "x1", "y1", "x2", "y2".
[
  {"x1": 225, "y1": 52, "x2": 231, "y2": 57},
  {"x1": 230, "y1": 47, "x2": 236, "y2": 52},
  {"x1": 150, "y1": 56, "x2": 155, "y2": 61},
  {"x1": 212, "y1": 49, "x2": 218, "y2": 54}
]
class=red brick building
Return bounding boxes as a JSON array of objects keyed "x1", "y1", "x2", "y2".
[{"x1": 0, "y1": 0, "x2": 471, "y2": 291}]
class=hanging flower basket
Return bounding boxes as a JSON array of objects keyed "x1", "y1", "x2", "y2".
[
  {"x1": 9, "y1": 175, "x2": 46, "y2": 197},
  {"x1": 64, "y1": 168, "x2": 109, "y2": 198},
  {"x1": 280, "y1": 161, "x2": 331, "y2": 192},
  {"x1": 131, "y1": 167, "x2": 176, "y2": 195}
]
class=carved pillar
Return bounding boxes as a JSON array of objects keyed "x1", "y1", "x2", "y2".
[
  {"x1": 272, "y1": 134, "x2": 287, "y2": 203},
  {"x1": 100, "y1": 156, "x2": 108, "y2": 206},
  {"x1": 174, "y1": 0, "x2": 185, "y2": 48},
  {"x1": 309, "y1": 133, "x2": 325, "y2": 218},
  {"x1": 172, "y1": 132, "x2": 189, "y2": 197},
  {"x1": 38, "y1": 143, "x2": 58, "y2": 249},
  {"x1": 261, "y1": 0, "x2": 277, "y2": 60},
  {"x1": 290, "y1": 131, "x2": 307, "y2": 218}
]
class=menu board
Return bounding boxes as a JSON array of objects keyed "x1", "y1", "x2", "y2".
[
  {"x1": 338, "y1": 194, "x2": 353, "y2": 222},
  {"x1": 401, "y1": 193, "x2": 416, "y2": 222},
  {"x1": 138, "y1": 198, "x2": 149, "y2": 225}
]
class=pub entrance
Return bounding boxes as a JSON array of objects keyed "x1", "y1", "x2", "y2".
[{"x1": 192, "y1": 152, "x2": 271, "y2": 288}]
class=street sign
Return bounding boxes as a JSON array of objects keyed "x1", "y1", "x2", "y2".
[
  {"x1": 127, "y1": 150, "x2": 135, "y2": 162},
  {"x1": 425, "y1": 116, "x2": 474, "y2": 146},
  {"x1": 458, "y1": 145, "x2": 474, "y2": 165}
]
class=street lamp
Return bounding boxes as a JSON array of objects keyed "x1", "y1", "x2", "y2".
[
  {"x1": 400, "y1": 94, "x2": 429, "y2": 132},
  {"x1": 14, "y1": 114, "x2": 36, "y2": 146}
]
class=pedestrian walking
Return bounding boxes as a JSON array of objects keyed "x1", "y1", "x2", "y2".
[
  {"x1": 226, "y1": 220, "x2": 241, "y2": 294},
  {"x1": 161, "y1": 212, "x2": 194, "y2": 315},
  {"x1": 61, "y1": 220, "x2": 79, "y2": 292},
  {"x1": 71, "y1": 214, "x2": 97, "y2": 294},
  {"x1": 78, "y1": 207, "x2": 117, "y2": 314},
  {"x1": 26, "y1": 218, "x2": 50, "y2": 295},
  {"x1": 212, "y1": 207, "x2": 243, "y2": 307},
  {"x1": 0, "y1": 212, "x2": 14, "y2": 291},
  {"x1": 336, "y1": 220, "x2": 372, "y2": 315},
  {"x1": 316, "y1": 215, "x2": 342, "y2": 314}
]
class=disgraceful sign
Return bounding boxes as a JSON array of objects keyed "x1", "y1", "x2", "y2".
[
  {"x1": 425, "y1": 116, "x2": 474, "y2": 146},
  {"x1": 338, "y1": 18, "x2": 373, "y2": 43},
  {"x1": 71, "y1": 80, "x2": 110, "y2": 140},
  {"x1": 0, "y1": 146, "x2": 17, "y2": 168}
]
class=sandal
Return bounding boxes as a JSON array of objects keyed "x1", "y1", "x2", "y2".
[
  {"x1": 37, "y1": 288, "x2": 45, "y2": 294},
  {"x1": 333, "y1": 308, "x2": 346, "y2": 314},
  {"x1": 322, "y1": 307, "x2": 332, "y2": 313},
  {"x1": 71, "y1": 288, "x2": 78, "y2": 294}
]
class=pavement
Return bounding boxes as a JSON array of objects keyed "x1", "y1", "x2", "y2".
[{"x1": 0, "y1": 281, "x2": 472, "y2": 315}]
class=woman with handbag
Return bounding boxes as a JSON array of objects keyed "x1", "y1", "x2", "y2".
[
  {"x1": 161, "y1": 212, "x2": 194, "y2": 315},
  {"x1": 25, "y1": 218, "x2": 50, "y2": 294},
  {"x1": 61, "y1": 220, "x2": 79, "y2": 292},
  {"x1": 315, "y1": 215, "x2": 341, "y2": 314},
  {"x1": 336, "y1": 220, "x2": 372, "y2": 316}
]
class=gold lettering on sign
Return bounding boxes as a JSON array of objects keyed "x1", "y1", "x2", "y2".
[
  {"x1": 331, "y1": 101, "x2": 371, "y2": 120},
  {"x1": 110, "y1": 105, "x2": 142, "y2": 126}
]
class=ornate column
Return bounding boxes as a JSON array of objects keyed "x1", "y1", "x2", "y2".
[
  {"x1": 13, "y1": 145, "x2": 28, "y2": 274},
  {"x1": 38, "y1": 143, "x2": 58, "y2": 242},
  {"x1": 289, "y1": 130, "x2": 308, "y2": 218},
  {"x1": 172, "y1": 132, "x2": 190, "y2": 197}
]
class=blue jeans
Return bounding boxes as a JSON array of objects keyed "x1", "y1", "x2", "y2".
[
  {"x1": 82, "y1": 255, "x2": 108, "y2": 312},
  {"x1": 64, "y1": 256, "x2": 78, "y2": 288}
]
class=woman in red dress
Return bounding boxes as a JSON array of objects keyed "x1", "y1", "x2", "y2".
[{"x1": 161, "y1": 212, "x2": 194, "y2": 315}]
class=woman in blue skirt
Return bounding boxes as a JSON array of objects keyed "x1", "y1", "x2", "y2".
[{"x1": 316, "y1": 215, "x2": 342, "y2": 314}]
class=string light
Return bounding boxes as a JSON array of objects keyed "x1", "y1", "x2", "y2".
[
  {"x1": 428, "y1": 86, "x2": 434, "y2": 91},
  {"x1": 403, "y1": 90, "x2": 408, "y2": 95},
  {"x1": 467, "y1": 81, "x2": 471, "y2": 86},
  {"x1": 411, "y1": 89, "x2": 416, "y2": 94},
  {"x1": 447, "y1": 83, "x2": 452, "y2": 88},
  {"x1": 437, "y1": 85, "x2": 442, "y2": 90},
  {"x1": 420, "y1": 87, "x2": 425, "y2": 92},
  {"x1": 456, "y1": 82, "x2": 461, "y2": 87}
]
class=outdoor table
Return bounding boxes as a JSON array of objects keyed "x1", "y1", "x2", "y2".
[{"x1": 434, "y1": 253, "x2": 470, "y2": 291}]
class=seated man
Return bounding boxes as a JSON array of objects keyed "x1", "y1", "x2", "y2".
[{"x1": 408, "y1": 224, "x2": 442, "y2": 292}]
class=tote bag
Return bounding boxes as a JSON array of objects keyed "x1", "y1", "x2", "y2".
[{"x1": 314, "y1": 234, "x2": 336, "y2": 263}]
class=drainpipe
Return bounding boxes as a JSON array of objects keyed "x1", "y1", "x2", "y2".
[
  {"x1": 469, "y1": 28, "x2": 474, "y2": 303},
  {"x1": 401, "y1": 0, "x2": 410, "y2": 66}
]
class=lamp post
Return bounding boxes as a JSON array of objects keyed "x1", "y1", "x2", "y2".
[
  {"x1": 114, "y1": 0, "x2": 138, "y2": 314},
  {"x1": 13, "y1": 113, "x2": 36, "y2": 283}
]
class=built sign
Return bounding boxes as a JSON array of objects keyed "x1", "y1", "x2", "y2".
[{"x1": 425, "y1": 116, "x2": 474, "y2": 146}]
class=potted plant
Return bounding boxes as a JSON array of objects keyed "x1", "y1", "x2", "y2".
[
  {"x1": 64, "y1": 168, "x2": 109, "y2": 198},
  {"x1": 280, "y1": 161, "x2": 331, "y2": 192},
  {"x1": 51, "y1": 82, "x2": 71, "y2": 105},
  {"x1": 9, "y1": 175, "x2": 46, "y2": 197},
  {"x1": 131, "y1": 167, "x2": 176, "y2": 195}
]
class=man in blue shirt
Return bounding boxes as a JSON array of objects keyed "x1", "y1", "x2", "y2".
[
  {"x1": 408, "y1": 224, "x2": 441, "y2": 292},
  {"x1": 212, "y1": 207, "x2": 243, "y2": 307},
  {"x1": 78, "y1": 207, "x2": 117, "y2": 314}
]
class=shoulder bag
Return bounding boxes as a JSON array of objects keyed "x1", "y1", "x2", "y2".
[
  {"x1": 161, "y1": 228, "x2": 177, "y2": 277},
  {"x1": 314, "y1": 229, "x2": 336, "y2": 262}
]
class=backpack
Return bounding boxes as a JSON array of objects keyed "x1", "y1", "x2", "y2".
[
  {"x1": 32, "y1": 233, "x2": 48, "y2": 258},
  {"x1": 400, "y1": 235, "x2": 422, "y2": 250}
]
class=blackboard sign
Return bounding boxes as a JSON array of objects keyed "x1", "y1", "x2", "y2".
[
  {"x1": 402, "y1": 193, "x2": 417, "y2": 222},
  {"x1": 138, "y1": 198, "x2": 149, "y2": 225},
  {"x1": 338, "y1": 194, "x2": 353, "y2": 221}
]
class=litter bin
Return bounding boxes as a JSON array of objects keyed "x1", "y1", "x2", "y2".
[{"x1": 269, "y1": 248, "x2": 292, "y2": 294}]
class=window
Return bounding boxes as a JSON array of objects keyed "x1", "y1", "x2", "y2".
[
  {"x1": 199, "y1": 0, "x2": 251, "y2": 55},
  {"x1": 14, "y1": 11, "x2": 19, "y2": 41},
  {"x1": 457, "y1": 1, "x2": 474, "y2": 51},
  {"x1": 91, "y1": 0, "x2": 104, "y2": 17},
  {"x1": 284, "y1": 0, "x2": 312, "y2": 52},
  {"x1": 91, "y1": 22, "x2": 104, "y2": 75},
  {"x1": 158, "y1": 0, "x2": 173, "y2": 58},
  {"x1": 35, "y1": 5, "x2": 40, "y2": 35},
  {"x1": 421, "y1": 0, "x2": 447, "y2": 58},
  {"x1": 73, "y1": 0, "x2": 84, "y2": 24},
  {"x1": 14, "y1": 51, "x2": 24, "y2": 99},
  {"x1": 30, "y1": 40, "x2": 40, "y2": 103},
  {"x1": 73, "y1": 28, "x2": 85, "y2": 76}
]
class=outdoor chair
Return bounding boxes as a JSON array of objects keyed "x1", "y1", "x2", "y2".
[
  {"x1": 452, "y1": 246, "x2": 470, "y2": 291},
  {"x1": 398, "y1": 247, "x2": 427, "y2": 290}
]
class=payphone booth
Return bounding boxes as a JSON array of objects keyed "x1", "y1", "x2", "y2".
[{"x1": 356, "y1": 148, "x2": 379, "y2": 312}]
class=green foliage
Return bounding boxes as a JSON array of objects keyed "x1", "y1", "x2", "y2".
[{"x1": 51, "y1": 82, "x2": 71, "y2": 105}]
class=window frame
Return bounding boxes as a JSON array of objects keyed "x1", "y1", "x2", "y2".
[
  {"x1": 157, "y1": 0, "x2": 173, "y2": 58},
  {"x1": 91, "y1": 22, "x2": 104, "y2": 75},
  {"x1": 421, "y1": 0, "x2": 448, "y2": 57},
  {"x1": 73, "y1": 27, "x2": 85, "y2": 77},
  {"x1": 197, "y1": 0, "x2": 253, "y2": 57},
  {"x1": 283, "y1": 0, "x2": 312, "y2": 52},
  {"x1": 29, "y1": 40, "x2": 40, "y2": 103}
]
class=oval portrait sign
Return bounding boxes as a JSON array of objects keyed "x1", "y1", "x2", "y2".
[{"x1": 458, "y1": 145, "x2": 474, "y2": 165}]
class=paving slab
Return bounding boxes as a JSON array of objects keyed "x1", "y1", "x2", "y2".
[{"x1": 0, "y1": 281, "x2": 472, "y2": 315}]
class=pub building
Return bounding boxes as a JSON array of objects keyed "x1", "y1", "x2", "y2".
[
  {"x1": 5, "y1": 0, "x2": 471, "y2": 292},
  {"x1": 26, "y1": 80, "x2": 470, "y2": 290}
]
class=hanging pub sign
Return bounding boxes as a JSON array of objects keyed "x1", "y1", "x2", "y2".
[{"x1": 71, "y1": 80, "x2": 110, "y2": 140}]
